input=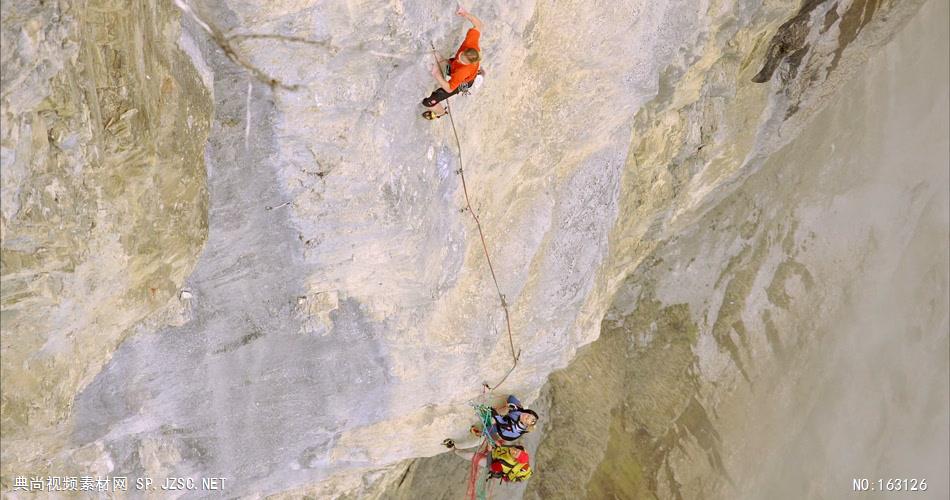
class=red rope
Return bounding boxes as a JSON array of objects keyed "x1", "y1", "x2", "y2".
[
  {"x1": 465, "y1": 441, "x2": 490, "y2": 500},
  {"x1": 428, "y1": 42, "x2": 519, "y2": 390},
  {"x1": 444, "y1": 99, "x2": 520, "y2": 390}
]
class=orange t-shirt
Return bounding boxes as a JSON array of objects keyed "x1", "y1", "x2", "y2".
[{"x1": 448, "y1": 28, "x2": 480, "y2": 91}]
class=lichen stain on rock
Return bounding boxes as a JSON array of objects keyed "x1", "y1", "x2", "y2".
[
  {"x1": 523, "y1": 294, "x2": 716, "y2": 500},
  {"x1": 0, "y1": 0, "x2": 212, "y2": 481},
  {"x1": 826, "y1": 0, "x2": 885, "y2": 77},
  {"x1": 752, "y1": 0, "x2": 828, "y2": 84},
  {"x1": 762, "y1": 309, "x2": 787, "y2": 363},
  {"x1": 710, "y1": 240, "x2": 769, "y2": 385},
  {"x1": 765, "y1": 259, "x2": 815, "y2": 309},
  {"x1": 752, "y1": 0, "x2": 909, "y2": 122}
]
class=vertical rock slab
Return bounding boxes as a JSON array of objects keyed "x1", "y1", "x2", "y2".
[
  {"x1": 0, "y1": 0, "x2": 212, "y2": 482},
  {"x1": 525, "y1": 0, "x2": 947, "y2": 498}
]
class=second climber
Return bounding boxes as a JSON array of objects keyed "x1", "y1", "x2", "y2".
[{"x1": 474, "y1": 395, "x2": 539, "y2": 442}]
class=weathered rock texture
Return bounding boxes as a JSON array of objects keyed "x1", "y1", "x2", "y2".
[
  {"x1": 1, "y1": 0, "x2": 211, "y2": 484},
  {"x1": 351, "y1": 0, "x2": 949, "y2": 498},
  {"x1": 1, "y1": 0, "x2": 946, "y2": 498},
  {"x1": 526, "y1": 3, "x2": 949, "y2": 497}
]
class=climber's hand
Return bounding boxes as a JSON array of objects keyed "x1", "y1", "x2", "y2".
[{"x1": 456, "y1": 5, "x2": 469, "y2": 17}]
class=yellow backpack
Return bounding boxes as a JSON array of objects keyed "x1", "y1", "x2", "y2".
[{"x1": 489, "y1": 445, "x2": 533, "y2": 482}]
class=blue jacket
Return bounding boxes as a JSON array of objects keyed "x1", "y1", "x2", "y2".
[{"x1": 491, "y1": 395, "x2": 528, "y2": 441}]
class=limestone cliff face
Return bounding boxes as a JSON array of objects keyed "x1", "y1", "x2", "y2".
[
  {"x1": 363, "y1": 1, "x2": 946, "y2": 499},
  {"x1": 1, "y1": 0, "x2": 211, "y2": 483},
  {"x1": 528, "y1": 2, "x2": 948, "y2": 495},
  {"x1": 2, "y1": 0, "x2": 945, "y2": 498},
  {"x1": 369, "y1": 1, "x2": 948, "y2": 499}
]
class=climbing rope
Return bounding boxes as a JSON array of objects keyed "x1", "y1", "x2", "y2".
[
  {"x1": 430, "y1": 42, "x2": 520, "y2": 391},
  {"x1": 471, "y1": 402, "x2": 499, "y2": 447},
  {"x1": 444, "y1": 100, "x2": 520, "y2": 391},
  {"x1": 466, "y1": 402, "x2": 498, "y2": 500},
  {"x1": 465, "y1": 440, "x2": 492, "y2": 500}
]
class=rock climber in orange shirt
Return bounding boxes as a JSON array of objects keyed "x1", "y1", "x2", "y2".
[{"x1": 421, "y1": 6, "x2": 484, "y2": 120}]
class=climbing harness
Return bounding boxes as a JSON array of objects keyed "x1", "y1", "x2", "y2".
[{"x1": 463, "y1": 70, "x2": 485, "y2": 94}]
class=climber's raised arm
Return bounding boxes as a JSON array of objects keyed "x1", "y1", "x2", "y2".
[
  {"x1": 457, "y1": 5, "x2": 483, "y2": 32},
  {"x1": 420, "y1": 5, "x2": 484, "y2": 120}
]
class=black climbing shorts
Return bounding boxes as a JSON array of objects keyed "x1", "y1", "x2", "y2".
[{"x1": 422, "y1": 86, "x2": 463, "y2": 107}]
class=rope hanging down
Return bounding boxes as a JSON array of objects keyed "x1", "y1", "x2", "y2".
[
  {"x1": 466, "y1": 398, "x2": 500, "y2": 499},
  {"x1": 444, "y1": 100, "x2": 520, "y2": 390},
  {"x1": 429, "y1": 42, "x2": 519, "y2": 390}
]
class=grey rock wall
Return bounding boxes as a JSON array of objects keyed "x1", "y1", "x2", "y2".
[
  {"x1": 1, "y1": 0, "x2": 944, "y2": 498},
  {"x1": 361, "y1": 0, "x2": 946, "y2": 498},
  {"x1": 1, "y1": 0, "x2": 211, "y2": 484}
]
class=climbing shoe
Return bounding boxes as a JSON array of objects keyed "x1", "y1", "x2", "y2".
[
  {"x1": 422, "y1": 110, "x2": 445, "y2": 120},
  {"x1": 442, "y1": 438, "x2": 455, "y2": 449}
]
